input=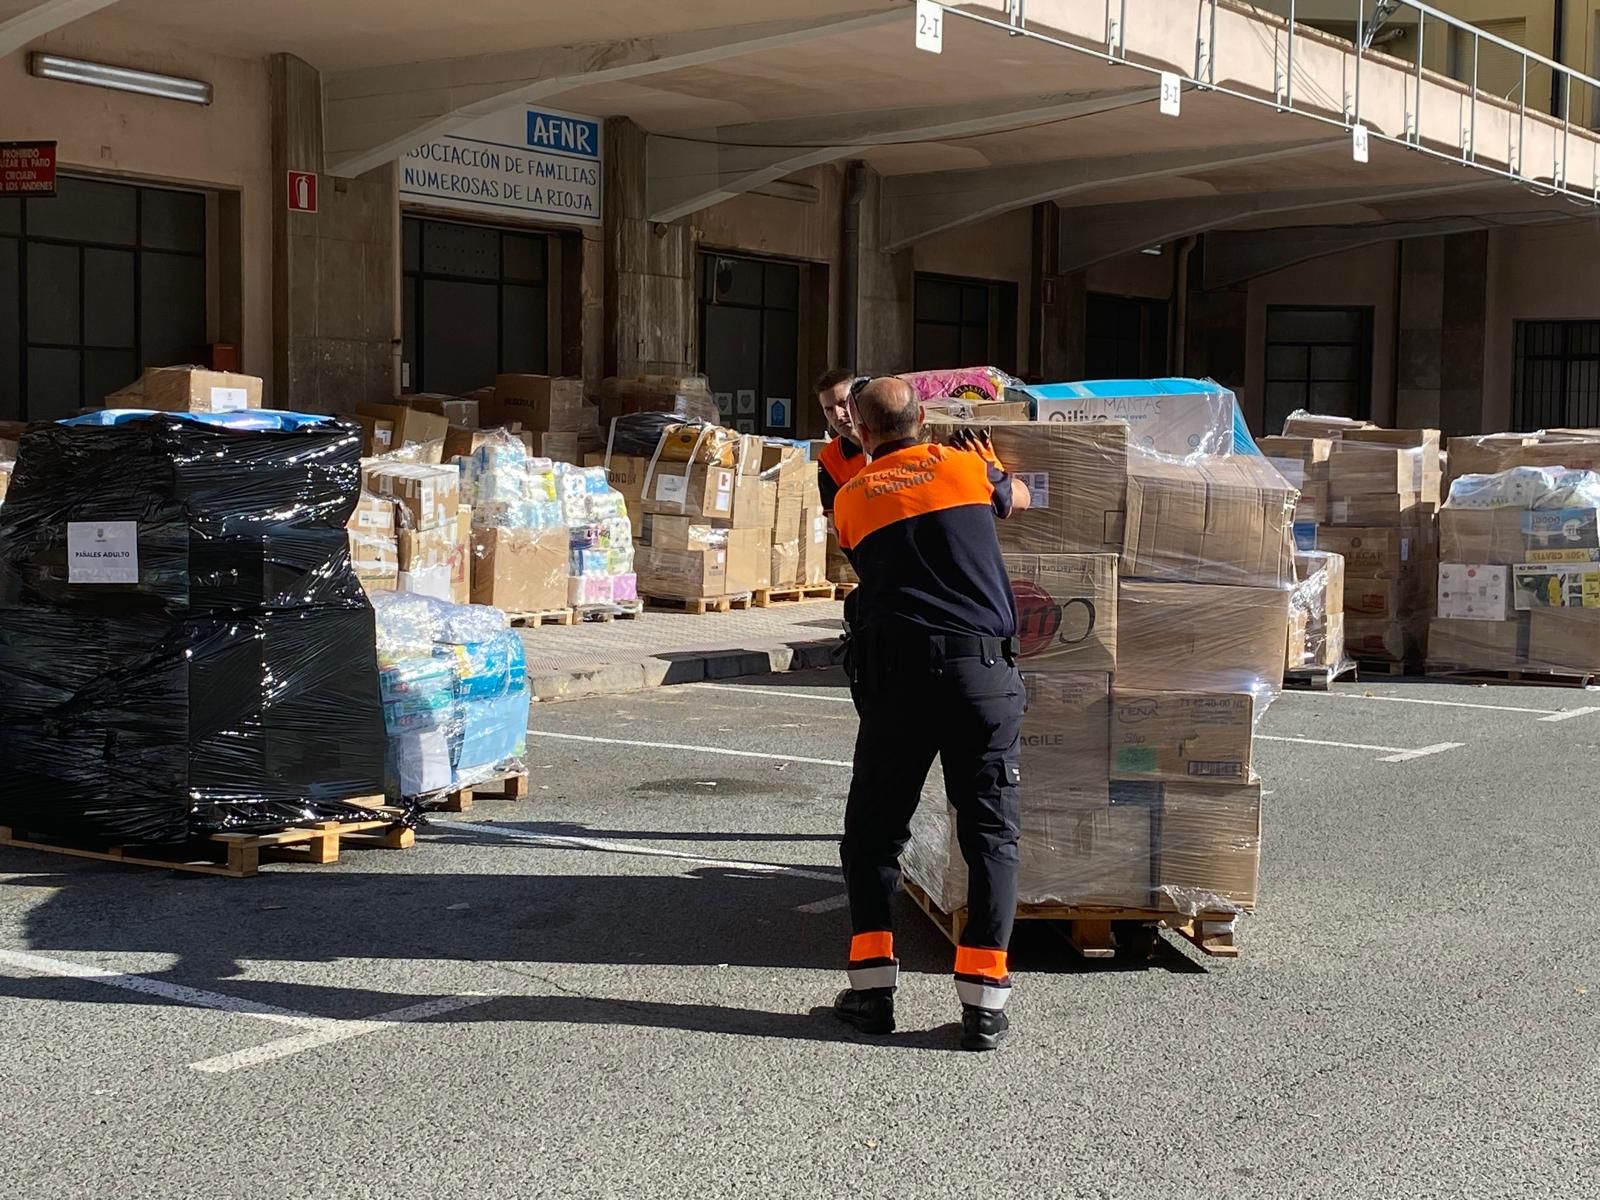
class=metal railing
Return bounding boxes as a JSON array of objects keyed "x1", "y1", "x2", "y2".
[{"x1": 940, "y1": 0, "x2": 1600, "y2": 204}]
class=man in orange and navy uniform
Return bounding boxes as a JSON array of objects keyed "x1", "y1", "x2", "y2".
[
  {"x1": 830, "y1": 376, "x2": 1031, "y2": 1052},
  {"x1": 812, "y1": 368, "x2": 866, "y2": 513}
]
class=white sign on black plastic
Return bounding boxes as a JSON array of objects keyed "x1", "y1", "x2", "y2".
[
  {"x1": 1159, "y1": 73, "x2": 1181, "y2": 117},
  {"x1": 67, "y1": 521, "x2": 139, "y2": 584},
  {"x1": 1352, "y1": 124, "x2": 1370, "y2": 163},
  {"x1": 915, "y1": 0, "x2": 943, "y2": 53}
]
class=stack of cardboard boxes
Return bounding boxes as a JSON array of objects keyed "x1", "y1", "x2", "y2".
[
  {"x1": 361, "y1": 461, "x2": 470, "y2": 604},
  {"x1": 1285, "y1": 550, "x2": 1348, "y2": 673},
  {"x1": 1428, "y1": 466, "x2": 1600, "y2": 676},
  {"x1": 1312, "y1": 429, "x2": 1441, "y2": 666},
  {"x1": 491, "y1": 374, "x2": 603, "y2": 464},
  {"x1": 904, "y1": 420, "x2": 1289, "y2": 924}
]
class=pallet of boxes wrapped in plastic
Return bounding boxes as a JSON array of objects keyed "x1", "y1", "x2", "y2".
[
  {"x1": 371, "y1": 591, "x2": 532, "y2": 809},
  {"x1": 903, "y1": 417, "x2": 1295, "y2": 958},
  {"x1": 1283, "y1": 549, "x2": 1355, "y2": 687},
  {"x1": 1427, "y1": 465, "x2": 1600, "y2": 684},
  {"x1": 0, "y1": 409, "x2": 410, "y2": 875}
]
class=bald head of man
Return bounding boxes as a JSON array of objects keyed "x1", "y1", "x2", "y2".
[{"x1": 850, "y1": 377, "x2": 923, "y2": 458}]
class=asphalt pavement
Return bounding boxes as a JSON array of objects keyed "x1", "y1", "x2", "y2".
[{"x1": 2, "y1": 670, "x2": 1597, "y2": 1199}]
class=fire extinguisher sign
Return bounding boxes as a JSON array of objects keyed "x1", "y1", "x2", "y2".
[{"x1": 287, "y1": 170, "x2": 318, "y2": 213}]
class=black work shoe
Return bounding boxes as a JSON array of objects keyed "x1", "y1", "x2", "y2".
[
  {"x1": 833, "y1": 987, "x2": 895, "y2": 1035},
  {"x1": 960, "y1": 1005, "x2": 1009, "y2": 1051}
]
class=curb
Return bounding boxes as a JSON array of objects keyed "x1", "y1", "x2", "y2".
[{"x1": 530, "y1": 638, "x2": 839, "y2": 702}]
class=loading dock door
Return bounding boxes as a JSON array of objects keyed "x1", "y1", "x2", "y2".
[{"x1": 0, "y1": 175, "x2": 207, "y2": 420}]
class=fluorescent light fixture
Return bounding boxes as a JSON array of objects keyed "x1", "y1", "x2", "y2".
[
  {"x1": 1140, "y1": 245, "x2": 1164, "y2": 256},
  {"x1": 29, "y1": 53, "x2": 212, "y2": 105}
]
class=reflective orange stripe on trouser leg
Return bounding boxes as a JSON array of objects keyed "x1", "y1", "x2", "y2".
[
  {"x1": 954, "y1": 945, "x2": 1012, "y2": 1011},
  {"x1": 847, "y1": 930, "x2": 898, "y2": 991}
]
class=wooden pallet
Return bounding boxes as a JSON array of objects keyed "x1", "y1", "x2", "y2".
[
  {"x1": 901, "y1": 878, "x2": 1241, "y2": 960},
  {"x1": 432, "y1": 772, "x2": 530, "y2": 814},
  {"x1": 642, "y1": 592, "x2": 753, "y2": 615},
  {"x1": 1426, "y1": 665, "x2": 1598, "y2": 689},
  {"x1": 576, "y1": 600, "x2": 644, "y2": 623},
  {"x1": 0, "y1": 810, "x2": 413, "y2": 879},
  {"x1": 834, "y1": 582, "x2": 857, "y2": 599},
  {"x1": 504, "y1": 608, "x2": 579, "y2": 628},
  {"x1": 1284, "y1": 661, "x2": 1359, "y2": 691},
  {"x1": 754, "y1": 583, "x2": 837, "y2": 607},
  {"x1": 1353, "y1": 657, "x2": 1422, "y2": 677}
]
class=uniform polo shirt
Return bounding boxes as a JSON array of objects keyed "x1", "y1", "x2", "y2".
[{"x1": 833, "y1": 439, "x2": 1016, "y2": 639}]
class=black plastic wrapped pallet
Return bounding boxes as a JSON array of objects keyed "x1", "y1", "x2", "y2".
[
  {"x1": 0, "y1": 414, "x2": 365, "y2": 614},
  {"x1": 0, "y1": 412, "x2": 387, "y2": 844}
]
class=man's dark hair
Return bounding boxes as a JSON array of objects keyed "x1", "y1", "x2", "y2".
[
  {"x1": 853, "y1": 377, "x2": 921, "y2": 440},
  {"x1": 813, "y1": 367, "x2": 856, "y2": 397}
]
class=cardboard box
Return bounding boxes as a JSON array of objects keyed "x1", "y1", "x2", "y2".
[
  {"x1": 348, "y1": 531, "x2": 398, "y2": 590},
  {"x1": 637, "y1": 514, "x2": 714, "y2": 551},
  {"x1": 1522, "y1": 507, "x2": 1600, "y2": 556},
  {"x1": 1157, "y1": 782, "x2": 1262, "y2": 913},
  {"x1": 357, "y1": 402, "x2": 450, "y2": 451},
  {"x1": 1444, "y1": 432, "x2": 1600, "y2": 486},
  {"x1": 1427, "y1": 614, "x2": 1529, "y2": 671},
  {"x1": 735, "y1": 435, "x2": 764, "y2": 477},
  {"x1": 1528, "y1": 606, "x2": 1600, "y2": 671},
  {"x1": 1438, "y1": 507, "x2": 1525, "y2": 565},
  {"x1": 1342, "y1": 428, "x2": 1442, "y2": 503},
  {"x1": 1118, "y1": 581, "x2": 1289, "y2": 695},
  {"x1": 1037, "y1": 804, "x2": 1153, "y2": 909},
  {"x1": 452, "y1": 506, "x2": 471, "y2": 605},
  {"x1": 641, "y1": 463, "x2": 736, "y2": 520},
  {"x1": 367, "y1": 463, "x2": 460, "y2": 531},
  {"x1": 347, "y1": 491, "x2": 396, "y2": 537},
  {"x1": 1295, "y1": 550, "x2": 1345, "y2": 616},
  {"x1": 760, "y1": 443, "x2": 805, "y2": 475},
  {"x1": 584, "y1": 452, "x2": 649, "y2": 526},
  {"x1": 770, "y1": 540, "x2": 800, "y2": 589},
  {"x1": 1294, "y1": 481, "x2": 1329, "y2": 524},
  {"x1": 1031, "y1": 387, "x2": 1237, "y2": 457},
  {"x1": 1315, "y1": 526, "x2": 1417, "y2": 578},
  {"x1": 1345, "y1": 617, "x2": 1425, "y2": 662},
  {"x1": 407, "y1": 395, "x2": 480, "y2": 428},
  {"x1": 798, "y1": 508, "x2": 829, "y2": 585},
  {"x1": 1326, "y1": 442, "x2": 1428, "y2": 496},
  {"x1": 1257, "y1": 436, "x2": 1333, "y2": 476},
  {"x1": 1020, "y1": 671, "x2": 1112, "y2": 780},
  {"x1": 397, "y1": 525, "x2": 456, "y2": 571},
  {"x1": 984, "y1": 421, "x2": 1129, "y2": 555},
  {"x1": 728, "y1": 471, "x2": 771, "y2": 530},
  {"x1": 1344, "y1": 577, "x2": 1416, "y2": 620},
  {"x1": 356, "y1": 415, "x2": 397, "y2": 457},
  {"x1": 1281, "y1": 413, "x2": 1376, "y2": 439},
  {"x1": 726, "y1": 527, "x2": 771, "y2": 593},
  {"x1": 493, "y1": 374, "x2": 589, "y2": 432},
  {"x1": 1109, "y1": 690, "x2": 1254, "y2": 784},
  {"x1": 1285, "y1": 606, "x2": 1311, "y2": 670},
  {"x1": 1005, "y1": 552, "x2": 1118, "y2": 673},
  {"x1": 1325, "y1": 492, "x2": 1430, "y2": 527},
  {"x1": 639, "y1": 545, "x2": 729, "y2": 599},
  {"x1": 1122, "y1": 455, "x2": 1295, "y2": 588},
  {"x1": 1439, "y1": 563, "x2": 1513, "y2": 619},
  {"x1": 470, "y1": 527, "x2": 568, "y2": 612},
  {"x1": 122, "y1": 367, "x2": 263, "y2": 413},
  {"x1": 1512, "y1": 561, "x2": 1600, "y2": 609},
  {"x1": 528, "y1": 432, "x2": 582, "y2": 463}
]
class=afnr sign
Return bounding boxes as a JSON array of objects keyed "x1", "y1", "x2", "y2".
[{"x1": 400, "y1": 105, "x2": 602, "y2": 226}]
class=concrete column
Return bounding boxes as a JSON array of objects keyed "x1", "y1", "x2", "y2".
[
  {"x1": 269, "y1": 53, "x2": 398, "y2": 412},
  {"x1": 1438, "y1": 232, "x2": 1488, "y2": 436},
  {"x1": 604, "y1": 118, "x2": 696, "y2": 378},
  {"x1": 850, "y1": 166, "x2": 912, "y2": 374},
  {"x1": 1395, "y1": 237, "x2": 1444, "y2": 428}
]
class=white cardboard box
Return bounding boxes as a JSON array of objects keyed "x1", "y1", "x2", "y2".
[{"x1": 1437, "y1": 563, "x2": 1511, "y2": 621}]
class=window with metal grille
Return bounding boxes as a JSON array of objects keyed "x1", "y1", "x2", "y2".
[
  {"x1": 0, "y1": 175, "x2": 208, "y2": 420},
  {"x1": 1086, "y1": 293, "x2": 1168, "y2": 379},
  {"x1": 1513, "y1": 320, "x2": 1600, "y2": 430},
  {"x1": 1264, "y1": 306, "x2": 1373, "y2": 434},
  {"x1": 402, "y1": 216, "x2": 550, "y2": 396}
]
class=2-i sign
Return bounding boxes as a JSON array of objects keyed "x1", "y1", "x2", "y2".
[{"x1": 915, "y1": 0, "x2": 943, "y2": 53}]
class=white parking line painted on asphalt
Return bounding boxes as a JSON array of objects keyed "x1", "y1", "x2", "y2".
[
  {"x1": 526, "y1": 729, "x2": 853, "y2": 767},
  {"x1": 440, "y1": 819, "x2": 843, "y2": 884},
  {"x1": 188, "y1": 994, "x2": 498, "y2": 1075},
  {"x1": 0, "y1": 948, "x2": 323, "y2": 1027},
  {"x1": 688, "y1": 682, "x2": 854, "y2": 704},
  {"x1": 1256, "y1": 735, "x2": 1464, "y2": 762},
  {"x1": 795, "y1": 892, "x2": 852, "y2": 914},
  {"x1": 1285, "y1": 691, "x2": 1600, "y2": 720}
]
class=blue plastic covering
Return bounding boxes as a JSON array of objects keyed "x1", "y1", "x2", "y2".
[
  {"x1": 61, "y1": 408, "x2": 342, "y2": 431},
  {"x1": 1022, "y1": 377, "x2": 1261, "y2": 457}
]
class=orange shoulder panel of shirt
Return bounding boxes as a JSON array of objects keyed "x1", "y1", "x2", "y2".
[
  {"x1": 833, "y1": 444, "x2": 993, "y2": 550},
  {"x1": 819, "y1": 439, "x2": 864, "y2": 487}
]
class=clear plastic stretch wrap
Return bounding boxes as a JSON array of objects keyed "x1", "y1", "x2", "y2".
[
  {"x1": 0, "y1": 410, "x2": 387, "y2": 844},
  {"x1": 1443, "y1": 431, "x2": 1600, "y2": 488},
  {"x1": 1027, "y1": 378, "x2": 1240, "y2": 458},
  {"x1": 371, "y1": 592, "x2": 529, "y2": 797},
  {"x1": 1287, "y1": 550, "x2": 1352, "y2": 675},
  {"x1": 904, "y1": 425, "x2": 1292, "y2": 924},
  {"x1": 1429, "y1": 464, "x2": 1600, "y2": 675},
  {"x1": 896, "y1": 366, "x2": 1020, "y2": 405},
  {"x1": 597, "y1": 374, "x2": 720, "y2": 426}
]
